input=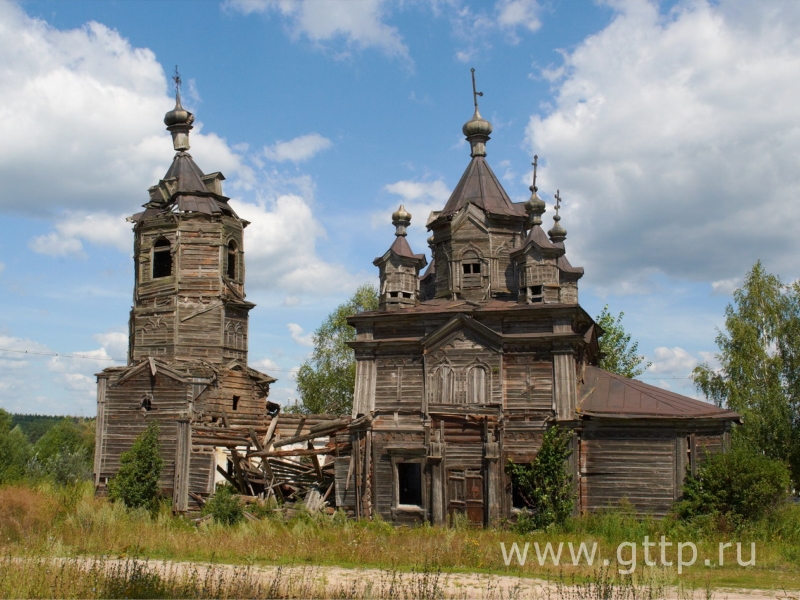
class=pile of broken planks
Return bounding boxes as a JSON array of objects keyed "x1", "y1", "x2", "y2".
[{"x1": 192, "y1": 410, "x2": 351, "y2": 515}]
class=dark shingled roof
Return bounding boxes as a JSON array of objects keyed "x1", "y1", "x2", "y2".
[
  {"x1": 577, "y1": 366, "x2": 739, "y2": 420},
  {"x1": 388, "y1": 235, "x2": 427, "y2": 261},
  {"x1": 439, "y1": 156, "x2": 527, "y2": 219},
  {"x1": 130, "y1": 152, "x2": 238, "y2": 223}
]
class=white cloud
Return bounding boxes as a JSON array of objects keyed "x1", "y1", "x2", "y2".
[
  {"x1": 225, "y1": 0, "x2": 410, "y2": 62},
  {"x1": 30, "y1": 212, "x2": 131, "y2": 257},
  {"x1": 232, "y1": 194, "x2": 362, "y2": 294},
  {"x1": 496, "y1": 0, "x2": 541, "y2": 33},
  {"x1": 263, "y1": 133, "x2": 333, "y2": 163},
  {"x1": 253, "y1": 357, "x2": 280, "y2": 372},
  {"x1": 93, "y1": 330, "x2": 128, "y2": 361},
  {"x1": 0, "y1": 2, "x2": 253, "y2": 218},
  {"x1": 287, "y1": 323, "x2": 314, "y2": 347},
  {"x1": 711, "y1": 277, "x2": 740, "y2": 296},
  {"x1": 647, "y1": 346, "x2": 698, "y2": 377},
  {"x1": 526, "y1": 0, "x2": 800, "y2": 291}
]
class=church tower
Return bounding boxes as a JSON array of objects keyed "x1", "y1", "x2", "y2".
[
  {"x1": 425, "y1": 69, "x2": 528, "y2": 302},
  {"x1": 128, "y1": 84, "x2": 253, "y2": 365},
  {"x1": 373, "y1": 205, "x2": 427, "y2": 310}
]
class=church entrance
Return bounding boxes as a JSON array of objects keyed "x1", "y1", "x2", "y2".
[{"x1": 447, "y1": 468, "x2": 485, "y2": 526}]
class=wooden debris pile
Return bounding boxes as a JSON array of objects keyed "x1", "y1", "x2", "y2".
[{"x1": 191, "y1": 409, "x2": 350, "y2": 513}]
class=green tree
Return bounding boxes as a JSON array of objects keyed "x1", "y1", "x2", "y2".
[
  {"x1": 507, "y1": 426, "x2": 574, "y2": 531},
  {"x1": 108, "y1": 422, "x2": 164, "y2": 511},
  {"x1": 693, "y1": 262, "x2": 800, "y2": 485},
  {"x1": 0, "y1": 409, "x2": 32, "y2": 484},
  {"x1": 675, "y1": 444, "x2": 790, "y2": 528},
  {"x1": 296, "y1": 284, "x2": 379, "y2": 415},
  {"x1": 33, "y1": 418, "x2": 94, "y2": 464},
  {"x1": 596, "y1": 305, "x2": 651, "y2": 378}
]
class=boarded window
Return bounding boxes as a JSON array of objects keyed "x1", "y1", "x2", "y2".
[
  {"x1": 226, "y1": 241, "x2": 237, "y2": 280},
  {"x1": 462, "y1": 252, "x2": 482, "y2": 288},
  {"x1": 466, "y1": 366, "x2": 487, "y2": 404},
  {"x1": 398, "y1": 462, "x2": 422, "y2": 506},
  {"x1": 152, "y1": 238, "x2": 172, "y2": 278},
  {"x1": 434, "y1": 366, "x2": 454, "y2": 403}
]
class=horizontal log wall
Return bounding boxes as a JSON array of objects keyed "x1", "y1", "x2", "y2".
[
  {"x1": 581, "y1": 430, "x2": 676, "y2": 516},
  {"x1": 503, "y1": 355, "x2": 553, "y2": 412}
]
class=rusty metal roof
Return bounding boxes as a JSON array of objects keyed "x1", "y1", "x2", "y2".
[
  {"x1": 577, "y1": 366, "x2": 739, "y2": 420},
  {"x1": 438, "y1": 156, "x2": 527, "y2": 219}
]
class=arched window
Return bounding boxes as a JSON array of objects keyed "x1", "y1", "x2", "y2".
[
  {"x1": 466, "y1": 366, "x2": 488, "y2": 404},
  {"x1": 226, "y1": 240, "x2": 238, "y2": 280},
  {"x1": 152, "y1": 238, "x2": 172, "y2": 279},
  {"x1": 434, "y1": 365, "x2": 454, "y2": 403}
]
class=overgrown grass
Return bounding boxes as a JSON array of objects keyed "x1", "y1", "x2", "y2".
[{"x1": 1, "y1": 482, "x2": 799, "y2": 594}]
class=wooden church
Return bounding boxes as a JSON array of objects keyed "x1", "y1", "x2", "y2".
[
  {"x1": 94, "y1": 73, "x2": 738, "y2": 523},
  {"x1": 335, "y1": 74, "x2": 739, "y2": 524}
]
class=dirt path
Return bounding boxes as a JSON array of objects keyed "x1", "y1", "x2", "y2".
[{"x1": 86, "y1": 558, "x2": 800, "y2": 599}]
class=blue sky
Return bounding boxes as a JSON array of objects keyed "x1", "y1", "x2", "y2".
[{"x1": 2, "y1": 0, "x2": 800, "y2": 415}]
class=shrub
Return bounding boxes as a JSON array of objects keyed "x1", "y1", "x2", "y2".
[
  {"x1": 203, "y1": 484, "x2": 244, "y2": 526},
  {"x1": 507, "y1": 425, "x2": 574, "y2": 531},
  {"x1": 0, "y1": 409, "x2": 32, "y2": 485},
  {"x1": 28, "y1": 448, "x2": 93, "y2": 486},
  {"x1": 675, "y1": 444, "x2": 790, "y2": 528},
  {"x1": 33, "y1": 418, "x2": 94, "y2": 463},
  {"x1": 108, "y1": 422, "x2": 164, "y2": 512}
]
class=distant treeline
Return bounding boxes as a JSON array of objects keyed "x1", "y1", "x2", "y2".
[{"x1": 11, "y1": 414, "x2": 94, "y2": 444}]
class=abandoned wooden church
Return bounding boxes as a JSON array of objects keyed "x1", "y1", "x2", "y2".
[{"x1": 94, "y1": 75, "x2": 738, "y2": 522}]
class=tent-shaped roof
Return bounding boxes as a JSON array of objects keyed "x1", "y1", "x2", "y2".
[
  {"x1": 577, "y1": 366, "x2": 739, "y2": 420},
  {"x1": 439, "y1": 156, "x2": 526, "y2": 219}
]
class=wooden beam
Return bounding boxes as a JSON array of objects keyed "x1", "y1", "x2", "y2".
[
  {"x1": 308, "y1": 440, "x2": 324, "y2": 483},
  {"x1": 248, "y1": 447, "x2": 337, "y2": 458}
]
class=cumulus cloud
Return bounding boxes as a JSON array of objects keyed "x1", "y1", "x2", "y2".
[
  {"x1": 263, "y1": 133, "x2": 333, "y2": 163},
  {"x1": 0, "y1": 1, "x2": 253, "y2": 218},
  {"x1": 232, "y1": 195, "x2": 361, "y2": 294},
  {"x1": 225, "y1": 0, "x2": 410, "y2": 62},
  {"x1": 647, "y1": 346, "x2": 698, "y2": 377},
  {"x1": 526, "y1": 0, "x2": 800, "y2": 291},
  {"x1": 287, "y1": 323, "x2": 314, "y2": 347},
  {"x1": 496, "y1": 0, "x2": 541, "y2": 33},
  {"x1": 711, "y1": 277, "x2": 740, "y2": 296},
  {"x1": 30, "y1": 212, "x2": 131, "y2": 257}
]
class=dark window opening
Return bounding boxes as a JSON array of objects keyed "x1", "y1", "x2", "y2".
[
  {"x1": 152, "y1": 238, "x2": 172, "y2": 279},
  {"x1": 529, "y1": 285, "x2": 543, "y2": 303},
  {"x1": 462, "y1": 263, "x2": 481, "y2": 274},
  {"x1": 232, "y1": 395, "x2": 240, "y2": 411},
  {"x1": 226, "y1": 241, "x2": 237, "y2": 280},
  {"x1": 139, "y1": 394, "x2": 152, "y2": 412},
  {"x1": 402, "y1": 292, "x2": 413, "y2": 298},
  {"x1": 511, "y1": 477, "x2": 529, "y2": 509},
  {"x1": 398, "y1": 462, "x2": 422, "y2": 506},
  {"x1": 389, "y1": 291, "x2": 399, "y2": 298}
]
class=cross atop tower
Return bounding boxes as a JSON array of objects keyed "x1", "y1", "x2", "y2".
[
  {"x1": 173, "y1": 66, "x2": 182, "y2": 102},
  {"x1": 470, "y1": 67, "x2": 483, "y2": 110}
]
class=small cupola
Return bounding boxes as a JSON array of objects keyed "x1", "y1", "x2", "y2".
[
  {"x1": 374, "y1": 205, "x2": 427, "y2": 310},
  {"x1": 462, "y1": 68, "x2": 493, "y2": 158},
  {"x1": 548, "y1": 189, "x2": 567, "y2": 245},
  {"x1": 164, "y1": 67, "x2": 195, "y2": 152}
]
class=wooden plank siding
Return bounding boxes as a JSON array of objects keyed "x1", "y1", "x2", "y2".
[{"x1": 580, "y1": 431, "x2": 677, "y2": 516}]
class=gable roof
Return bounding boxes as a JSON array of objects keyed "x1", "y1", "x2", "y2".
[
  {"x1": 577, "y1": 366, "x2": 739, "y2": 420},
  {"x1": 439, "y1": 157, "x2": 526, "y2": 219},
  {"x1": 421, "y1": 313, "x2": 502, "y2": 351}
]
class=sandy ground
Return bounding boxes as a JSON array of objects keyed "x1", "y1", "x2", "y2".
[{"x1": 85, "y1": 558, "x2": 800, "y2": 599}]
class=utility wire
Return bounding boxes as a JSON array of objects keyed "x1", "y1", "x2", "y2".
[{"x1": 0, "y1": 347, "x2": 300, "y2": 371}]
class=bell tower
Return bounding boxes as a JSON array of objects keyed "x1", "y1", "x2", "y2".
[{"x1": 128, "y1": 75, "x2": 254, "y2": 365}]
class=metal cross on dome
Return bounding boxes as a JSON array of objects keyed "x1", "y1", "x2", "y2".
[
  {"x1": 173, "y1": 65, "x2": 182, "y2": 99},
  {"x1": 470, "y1": 68, "x2": 483, "y2": 110},
  {"x1": 531, "y1": 155, "x2": 539, "y2": 192},
  {"x1": 554, "y1": 189, "x2": 562, "y2": 217}
]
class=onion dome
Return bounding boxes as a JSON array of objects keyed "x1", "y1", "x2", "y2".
[
  {"x1": 548, "y1": 189, "x2": 567, "y2": 244},
  {"x1": 164, "y1": 68, "x2": 194, "y2": 152},
  {"x1": 392, "y1": 205, "x2": 412, "y2": 237},
  {"x1": 463, "y1": 68, "x2": 492, "y2": 158},
  {"x1": 524, "y1": 155, "x2": 546, "y2": 228}
]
